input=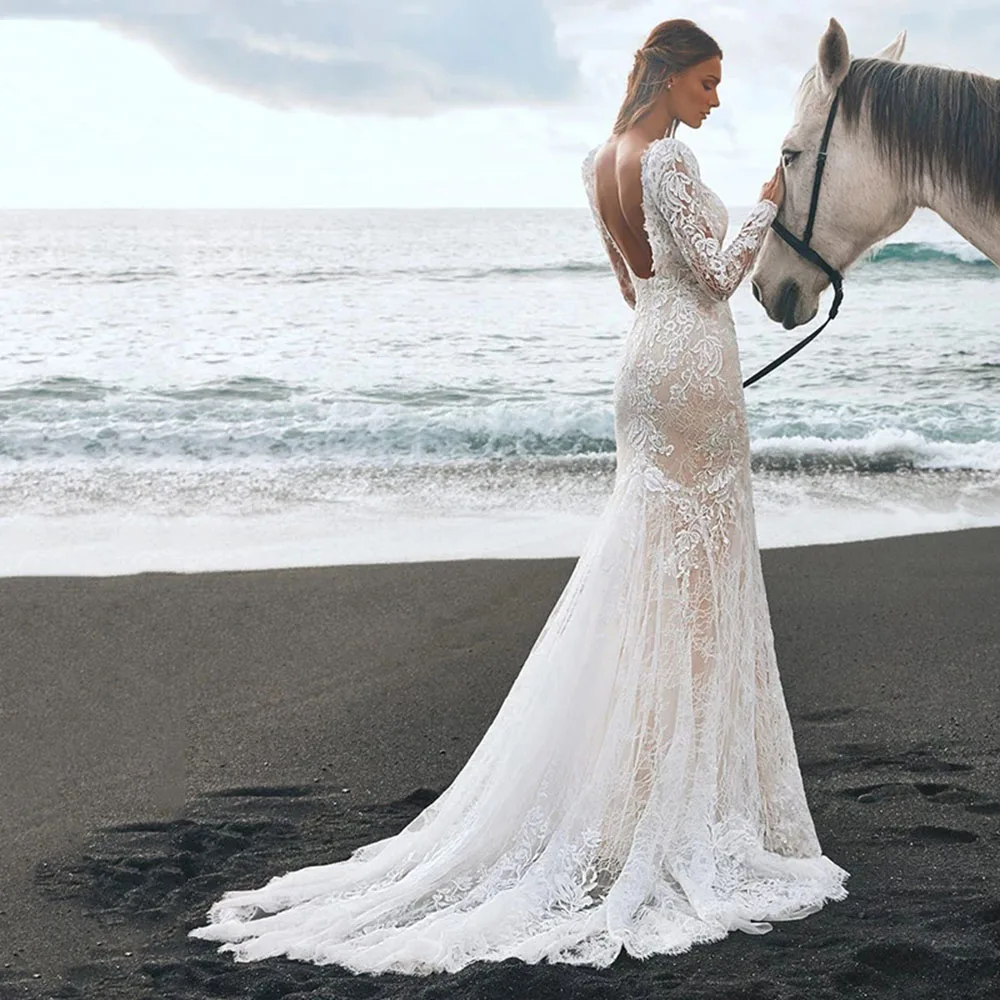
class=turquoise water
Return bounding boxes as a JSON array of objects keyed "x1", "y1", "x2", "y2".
[{"x1": 0, "y1": 206, "x2": 996, "y2": 571}]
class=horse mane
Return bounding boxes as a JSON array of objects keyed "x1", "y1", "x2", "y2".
[{"x1": 838, "y1": 57, "x2": 1000, "y2": 213}]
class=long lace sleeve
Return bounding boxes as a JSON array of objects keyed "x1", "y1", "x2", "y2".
[
  {"x1": 582, "y1": 148, "x2": 636, "y2": 309},
  {"x1": 645, "y1": 139, "x2": 777, "y2": 301}
]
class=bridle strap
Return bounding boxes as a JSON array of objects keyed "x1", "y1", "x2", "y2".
[
  {"x1": 770, "y1": 220, "x2": 843, "y2": 296},
  {"x1": 743, "y1": 91, "x2": 844, "y2": 390},
  {"x1": 803, "y1": 91, "x2": 840, "y2": 246},
  {"x1": 740, "y1": 277, "x2": 843, "y2": 389}
]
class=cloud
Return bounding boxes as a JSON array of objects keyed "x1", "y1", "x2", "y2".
[
  {"x1": 3, "y1": 2, "x2": 992, "y2": 121},
  {"x1": 539, "y1": 1, "x2": 1000, "y2": 203},
  {"x1": 0, "y1": 0, "x2": 581, "y2": 114},
  {"x1": 554, "y1": 1, "x2": 1000, "y2": 79}
]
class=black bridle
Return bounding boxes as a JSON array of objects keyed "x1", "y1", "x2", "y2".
[{"x1": 742, "y1": 91, "x2": 845, "y2": 389}]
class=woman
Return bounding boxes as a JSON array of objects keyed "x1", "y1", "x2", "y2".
[{"x1": 190, "y1": 18, "x2": 850, "y2": 974}]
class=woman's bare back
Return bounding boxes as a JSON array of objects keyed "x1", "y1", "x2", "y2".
[{"x1": 592, "y1": 137, "x2": 655, "y2": 280}]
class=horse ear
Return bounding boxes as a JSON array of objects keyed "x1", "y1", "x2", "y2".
[
  {"x1": 817, "y1": 17, "x2": 850, "y2": 96},
  {"x1": 872, "y1": 30, "x2": 907, "y2": 62}
]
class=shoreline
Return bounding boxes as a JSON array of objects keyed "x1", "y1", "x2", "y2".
[
  {"x1": 3, "y1": 497, "x2": 1000, "y2": 578},
  {"x1": 1, "y1": 527, "x2": 998, "y2": 998}
]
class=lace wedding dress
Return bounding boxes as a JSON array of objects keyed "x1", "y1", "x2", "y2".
[{"x1": 190, "y1": 136, "x2": 849, "y2": 974}]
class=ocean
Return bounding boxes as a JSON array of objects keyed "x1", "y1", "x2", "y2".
[{"x1": 1, "y1": 206, "x2": 997, "y2": 574}]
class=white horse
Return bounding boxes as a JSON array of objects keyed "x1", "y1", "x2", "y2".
[{"x1": 751, "y1": 17, "x2": 1000, "y2": 329}]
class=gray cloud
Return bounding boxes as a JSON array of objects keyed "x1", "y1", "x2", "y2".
[
  {"x1": 555, "y1": 1, "x2": 1000, "y2": 78},
  {"x1": 552, "y1": 2, "x2": 1000, "y2": 139},
  {"x1": 0, "y1": 0, "x2": 581, "y2": 114},
  {"x1": 542, "y1": 1, "x2": 1000, "y2": 195},
  {"x1": 2, "y1": 1, "x2": 994, "y2": 125}
]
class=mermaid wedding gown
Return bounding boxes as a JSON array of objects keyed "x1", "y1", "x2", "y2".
[{"x1": 190, "y1": 137, "x2": 850, "y2": 973}]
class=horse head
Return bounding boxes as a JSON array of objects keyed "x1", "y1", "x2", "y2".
[{"x1": 751, "y1": 19, "x2": 914, "y2": 329}]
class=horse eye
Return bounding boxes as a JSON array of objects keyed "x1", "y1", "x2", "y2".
[{"x1": 782, "y1": 150, "x2": 801, "y2": 168}]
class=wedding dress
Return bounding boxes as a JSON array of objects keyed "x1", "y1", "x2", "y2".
[{"x1": 190, "y1": 136, "x2": 850, "y2": 974}]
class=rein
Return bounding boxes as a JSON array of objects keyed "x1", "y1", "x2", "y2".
[{"x1": 742, "y1": 91, "x2": 845, "y2": 389}]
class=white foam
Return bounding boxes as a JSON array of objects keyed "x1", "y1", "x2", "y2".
[{"x1": 3, "y1": 490, "x2": 1000, "y2": 577}]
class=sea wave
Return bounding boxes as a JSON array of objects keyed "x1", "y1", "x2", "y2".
[
  {"x1": 12, "y1": 245, "x2": 995, "y2": 285},
  {"x1": 449, "y1": 261, "x2": 608, "y2": 280},
  {"x1": 0, "y1": 375, "x2": 296, "y2": 403},
  {"x1": 2, "y1": 378, "x2": 998, "y2": 472},
  {"x1": 14, "y1": 260, "x2": 611, "y2": 286},
  {"x1": 0, "y1": 376, "x2": 112, "y2": 401},
  {"x1": 18, "y1": 265, "x2": 177, "y2": 284},
  {"x1": 751, "y1": 430, "x2": 1000, "y2": 473},
  {"x1": 863, "y1": 241, "x2": 997, "y2": 273},
  {"x1": 1, "y1": 418, "x2": 997, "y2": 474}
]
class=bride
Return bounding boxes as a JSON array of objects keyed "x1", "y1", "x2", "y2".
[{"x1": 190, "y1": 18, "x2": 850, "y2": 973}]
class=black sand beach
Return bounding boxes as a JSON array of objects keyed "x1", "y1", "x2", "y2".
[{"x1": 1, "y1": 527, "x2": 998, "y2": 999}]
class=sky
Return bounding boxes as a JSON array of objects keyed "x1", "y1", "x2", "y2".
[{"x1": 0, "y1": 1, "x2": 997, "y2": 209}]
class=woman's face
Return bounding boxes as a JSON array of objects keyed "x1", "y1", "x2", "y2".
[{"x1": 670, "y1": 56, "x2": 722, "y2": 129}]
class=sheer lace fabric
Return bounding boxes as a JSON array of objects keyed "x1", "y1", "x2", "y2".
[{"x1": 189, "y1": 136, "x2": 849, "y2": 974}]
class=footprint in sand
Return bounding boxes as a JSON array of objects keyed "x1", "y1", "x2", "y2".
[
  {"x1": 840, "y1": 779, "x2": 1000, "y2": 818},
  {"x1": 840, "y1": 781, "x2": 982, "y2": 804},
  {"x1": 982, "y1": 902, "x2": 1000, "y2": 948},
  {"x1": 804, "y1": 745, "x2": 977, "y2": 778},
  {"x1": 965, "y1": 800, "x2": 1000, "y2": 815},
  {"x1": 838, "y1": 777, "x2": 997, "y2": 844},
  {"x1": 909, "y1": 824, "x2": 978, "y2": 844}
]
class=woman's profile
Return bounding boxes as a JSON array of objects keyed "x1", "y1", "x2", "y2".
[{"x1": 190, "y1": 18, "x2": 850, "y2": 974}]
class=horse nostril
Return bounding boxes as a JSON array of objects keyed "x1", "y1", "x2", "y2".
[
  {"x1": 775, "y1": 280, "x2": 800, "y2": 329},
  {"x1": 751, "y1": 281, "x2": 762, "y2": 303}
]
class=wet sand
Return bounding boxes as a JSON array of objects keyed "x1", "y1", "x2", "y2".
[{"x1": 1, "y1": 527, "x2": 998, "y2": 999}]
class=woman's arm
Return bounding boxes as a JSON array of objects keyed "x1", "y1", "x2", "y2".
[{"x1": 649, "y1": 141, "x2": 777, "y2": 301}]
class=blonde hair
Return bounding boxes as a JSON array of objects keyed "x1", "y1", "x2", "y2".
[{"x1": 613, "y1": 19, "x2": 723, "y2": 135}]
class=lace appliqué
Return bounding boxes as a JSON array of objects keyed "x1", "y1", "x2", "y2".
[
  {"x1": 187, "y1": 137, "x2": 847, "y2": 977},
  {"x1": 586, "y1": 137, "x2": 777, "y2": 579},
  {"x1": 643, "y1": 139, "x2": 777, "y2": 302}
]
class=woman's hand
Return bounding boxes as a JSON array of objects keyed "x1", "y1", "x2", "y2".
[{"x1": 759, "y1": 164, "x2": 785, "y2": 207}]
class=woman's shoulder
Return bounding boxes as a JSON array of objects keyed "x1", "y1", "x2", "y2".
[
  {"x1": 641, "y1": 136, "x2": 700, "y2": 179},
  {"x1": 584, "y1": 134, "x2": 698, "y2": 174}
]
